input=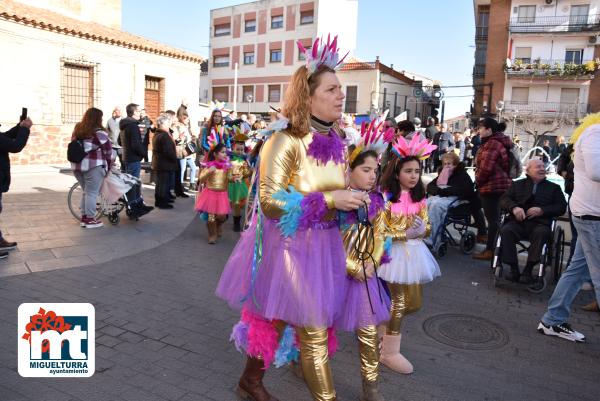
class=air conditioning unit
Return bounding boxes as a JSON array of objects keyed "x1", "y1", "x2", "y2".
[
  {"x1": 589, "y1": 35, "x2": 600, "y2": 45},
  {"x1": 545, "y1": 0, "x2": 555, "y2": 6}
]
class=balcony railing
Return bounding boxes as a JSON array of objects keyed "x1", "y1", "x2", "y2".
[
  {"x1": 475, "y1": 25, "x2": 488, "y2": 40},
  {"x1": 509, "y1": 14, "x2": 600, "y2": 33},
  {"x1": 505, "y1": 58, "x2": 599, "y2": 78},
  {"x1": 502, "y1": 101, "x2": 589, "y2": 119},
  {"x1": 473, "y1": 64, "x2": 486, "y2": 79}
]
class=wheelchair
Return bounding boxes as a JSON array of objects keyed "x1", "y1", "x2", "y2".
[
  {"x1": 434, "y1": 199, "x2": 477, "y2": 257},
  {"x1": 491, "y1": 213, "x2": 565, "y2": 293}
]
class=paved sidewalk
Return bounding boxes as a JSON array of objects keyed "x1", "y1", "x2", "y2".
[
  {"x1": 0, "y1": 218, "x2": 598, "y2": 401},
  {"x1": 0, "y1": 165, "x2": 196, "y2": 277}
]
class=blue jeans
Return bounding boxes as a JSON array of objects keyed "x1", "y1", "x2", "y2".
[
  {"x1": 541, "y1": 217, "x2": 600, "y2": 326},
  {"x1": 125, "y1": 161, "x2": 142, "y2": 205},
  {"x1": 179, "y1": 156, "x2": 197, "y2": 183}
]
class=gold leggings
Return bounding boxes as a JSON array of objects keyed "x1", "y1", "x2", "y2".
[
  {"x1": 356, "y1": 325, "x2": 379, "y2": 383},
  {"x1": 207, "y1": 214, "x2": 227, "y2": 223},
  {"x1": 386, "y1": 283, "x2": 423, "y2": 335},
  {"x1": 295, "y1": 327, "x2": 336, "y2": 401}
]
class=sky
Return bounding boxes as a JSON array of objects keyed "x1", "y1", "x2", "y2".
[{"x1": 122, "y1": 0, "x2": 475, "y2": 119}]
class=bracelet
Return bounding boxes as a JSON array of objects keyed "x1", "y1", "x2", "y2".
[{"x1": 323, "y1": 191, "x2": 336, "y2": 209}]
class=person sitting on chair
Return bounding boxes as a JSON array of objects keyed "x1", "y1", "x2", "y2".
[
  {"x1": 425, "y1": 152, "x2": 478, "y2": 252},
  {"x1": 499, "y1": 159, "x2": 567, "y2": 283}
]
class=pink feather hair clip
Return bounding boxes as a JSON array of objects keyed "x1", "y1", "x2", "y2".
[
  {"x1": 348, "y1": 120, "x2": 395, "y2": 165},
  {"x1": 297, "y1": 34, "x2": 349, "y2": 76},
  {"x1": 391, "y1": 133, "x2": 437, "y2": 161}
]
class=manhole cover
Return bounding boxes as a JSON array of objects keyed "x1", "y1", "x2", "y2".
[{"x1": 423, "y1": 314, "x2": 509, "y2": 350}]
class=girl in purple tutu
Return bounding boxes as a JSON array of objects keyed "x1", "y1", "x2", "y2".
[
  {"x1": 336, "y1": 119, "x2": 394, "y2": 401},
  {"x1": 216, "y1": 35, "x2": 370, "y2": 401},
  {"x1": 195, "y1": 142, "x2": 232, "y2": 244}
]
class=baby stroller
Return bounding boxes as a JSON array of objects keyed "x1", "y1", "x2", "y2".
[
  {"x1": 67, "y1": 169, "x2": 140, "y2": 225},
  {"x1": 434, "y1": 199, "x2": 477, "y2": 257}
]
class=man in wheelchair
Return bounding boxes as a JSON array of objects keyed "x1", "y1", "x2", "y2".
[{"x1": 498, "y1": 159, "x2": 567, "y2": 283}]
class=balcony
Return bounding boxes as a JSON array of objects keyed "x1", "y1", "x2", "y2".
[
  {"x1": 502, "y1": 101, "x2": 589, "y2": 119},
  {"x1": 509, "y1": 14, "x2": 600, "y2": 33},
  {"x1": 473, "y1": 64, "x2": 486, "y2": 79},
  {"x1": 504, "y1": 59, "x2": 599, "y2": 79},
  {"x1": 475, "y1": 25, "x2": 488, "y2": 40}
]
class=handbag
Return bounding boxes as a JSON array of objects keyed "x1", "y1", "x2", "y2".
[{"x1": 185, "y1": 142, "x2": 198, "y2": 156}]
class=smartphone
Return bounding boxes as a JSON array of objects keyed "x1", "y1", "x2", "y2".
[{"x1": 20, "y1": 107, "x2": 27, "y2": 122}]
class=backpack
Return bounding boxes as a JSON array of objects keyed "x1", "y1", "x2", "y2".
[
  {"x1": 507, "y1": 144, "x2": 522, "y2": 179},
  {"x1": 67, "y1": 139, "x2": 88, "y2": 163}
]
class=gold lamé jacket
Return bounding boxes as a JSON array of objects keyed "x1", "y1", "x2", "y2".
[
  {"x1": 373, "y1": 201, "x2": 431, "y2": 243},
  {"x1": 341, "y1": 199, "x2": 387, "y2": 278},
  {"x1": 198, "y1": 167, "x2": 230, "y2": 191},
  {"x1": 230, "y1": 155, "x2": 252, "y2": 182},
  {"x1": 259, "y1": 130, "x2": 347, "y2": 220}
]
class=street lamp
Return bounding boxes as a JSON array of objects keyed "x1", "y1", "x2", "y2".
[{"x1": 246, "y1": 94, "x2": 254, "y2": 115}]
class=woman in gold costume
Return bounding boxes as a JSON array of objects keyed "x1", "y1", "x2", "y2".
[{"x1": 216, "y1": 35, "x2": 369, "y2": 401}]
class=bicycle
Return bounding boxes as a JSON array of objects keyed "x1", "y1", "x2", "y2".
[{"x1": 67, "y1": 182, "x2": 132, "y2": 225}]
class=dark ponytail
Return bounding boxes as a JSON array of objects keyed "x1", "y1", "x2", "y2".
[{"x1": 478, "y1": 117, "x2": 506, "y2": 133}]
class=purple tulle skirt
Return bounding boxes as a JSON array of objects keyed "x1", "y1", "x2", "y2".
[
  {"x1": 335, "y1": 275, "x2": 391, "y2": 332},
  {"x1": 216, "y1": 217, "x2": 347, "y2": 328}
]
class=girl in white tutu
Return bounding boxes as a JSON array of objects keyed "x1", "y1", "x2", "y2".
[{"x1": 375, "y1": 134, "x2": 441, "y2": 374}]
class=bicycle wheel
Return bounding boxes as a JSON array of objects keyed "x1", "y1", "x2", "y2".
[{"x1": 67, "y1": 182, "x2": 101, "y2": 221}]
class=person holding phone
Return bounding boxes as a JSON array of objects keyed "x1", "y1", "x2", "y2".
[{"x1": 0, "y1": 111, "x2": 33, "y2": 258}]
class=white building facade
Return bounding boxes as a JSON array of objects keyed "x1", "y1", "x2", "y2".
[
  {"x1": 337, "y1": 58, "x2": 441, "y2": 122},
  {"x1": 503, "y1": 0, "x2": 600, "y2": 120},
  {"x1": 0, "y1": 0, "x2": 203, "y2": 165},
  {"x1": 208, "y1": 0, "x2": 358, "y2": 115}
]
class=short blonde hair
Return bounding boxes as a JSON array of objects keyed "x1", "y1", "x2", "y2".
[{"x1": 441, "y1": 151, "x2": 460, "y2": 166}]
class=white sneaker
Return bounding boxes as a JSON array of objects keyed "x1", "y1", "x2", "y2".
[{"x1": 537, "y1": 322, "x2": 585, "y2": 342}]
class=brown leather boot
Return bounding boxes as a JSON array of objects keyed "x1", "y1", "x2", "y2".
[
  {"x1": 217, "y1": 216, "x2": 226, "y2": 237},
  {"x1": 581, "y1": 300, "x2": 599, "y2": 312},
  {"x1": 472, "y1": 249, "x2": 494, "y2": 261},
  {"x1": 0, "y1": 237, "x2": 17, "y2": 251},
  {"x1": 237, "y1": 357, "x2": 279, "y2": 401},
  {"x1": 207, "y1": 221, "x2": 218, "y2": 244}
]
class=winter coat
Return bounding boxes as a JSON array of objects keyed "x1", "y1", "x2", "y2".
[
  {"x1": 151, "y1": 129, "x2": 178, "y2": 172},
  {"x1": 0, "y1": 124, "x2": 30, "y2": 193},
  {"x1": 118, "y1": 117, "x2": 146, "y2": 163},
  {"x1": 500, "y1": 176, "x2": 566, "y2": 226},
  {"x1": 427, "y1": 163, "x2": 476, "y2": 201},
  {"x1": 475, "y1": 132, "x2": 513, "y2": 195}
]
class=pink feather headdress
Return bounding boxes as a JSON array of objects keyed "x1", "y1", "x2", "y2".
[
  {"x1": 349, "y1": 120, "x2": 395, "y2": 164},
  {"x1": 391, "y1": 133, "x2": 437, "y2": 161},
  {"x1": 297, "y1": 34, "x2": 349, "y2": 75}
]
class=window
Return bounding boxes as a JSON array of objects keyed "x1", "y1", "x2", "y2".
[
  {"x1": 565, "y1": 49, "x2": 583, "y2": 64},
  {"x1": 514, "y1": 47, "x2": 532, "y2": 63},
  {"x1": 560, "y1": 88, "x2": 580, "y2": 113},
  {"x1": 244, "y1": 52, "x2": 255, "y2": 65},
  {"x1": 270, "y1": 49, "x2": 282, "y2": 63},
  {"x1": 300, "y1": 10, "x2": 314, "y2": 25},
  {"x1": 212, "y1": 86, "x2": 229, "y2": 102},
  {"x1": 60, "y1": 59, "x2": 98, "y2": 123},
  {"x1": 570, "y1": 4, "x2": 589, "y2": 25},
  {"x1": 268, "y1": 85, "x2": 281, "y2": 102},
  {"x1": 299, "y1": 46, "x2": 311, "y2": 61},
  {"x1": 213, "y1": 56, "x2": 229, "y2": 67},
  {"x1": 214, "y1": 23, "x2": 230, "y2": 37},
  {"x1": 517, "y1": 5, "x2": 536, "y2": 23},
  {"x1": 242, "y1": 86, "x2": 254, "y2": 102},
  {"x1": 511, "y1": 87, "x2": 529, "y2": 104},
  {"x1": 345, "y1": 86, "x2": 358, "y2": 113},
  {"x1": 245, "y1": 19, "x2": 256, "y2": 32},
  {"x1": 271, "y1": 15, "x2": 283, "y2": 29}
]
